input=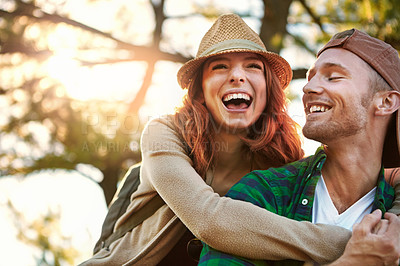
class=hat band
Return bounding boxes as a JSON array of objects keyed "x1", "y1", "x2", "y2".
[{"x1": 198, "y1": 39, "x2": 266, "y2": 58}]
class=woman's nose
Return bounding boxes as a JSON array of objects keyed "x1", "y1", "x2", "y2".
[{"x1": 229, "y1": 66, "x2": 245, "y2": 83}]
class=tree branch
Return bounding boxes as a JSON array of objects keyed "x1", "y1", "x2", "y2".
[
  {"x1": 297, "y1": 0, "x2": 326, "y2": 34},
  {"x1": 127, "y1": 60, "x2": 156, "y2": 114},
  {"x1": 293, "y1": 68, "x2": 308, "y2": 80},
  {"x1": 286, "y1": 31, "x2": 317, "y2": 55},
  {"x1": 1, "y1": 3, "x2": 189, "y2": 64},
  {"x1": 124, "y1": 0, "x2": 168, "y2": 115}
]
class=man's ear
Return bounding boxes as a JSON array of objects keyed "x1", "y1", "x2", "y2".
[{"x1": 375, "y1": 91, "x2": 400, "y2": 116}]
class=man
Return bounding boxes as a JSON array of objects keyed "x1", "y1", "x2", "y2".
[{"x1": 198, "y1": 29, "x2": 400, "y2": 265}]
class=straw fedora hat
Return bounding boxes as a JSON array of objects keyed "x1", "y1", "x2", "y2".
[{"x1": 177, "y1": 13, "x2": 292, "y2": 90}]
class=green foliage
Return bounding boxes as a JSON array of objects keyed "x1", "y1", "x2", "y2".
[{"x1": 290, "y1": 0, "x2": 400, "y2": 53}]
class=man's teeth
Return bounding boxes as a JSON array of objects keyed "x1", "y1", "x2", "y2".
[
  {"x1": 309, "y1": 105, "x2": 331, "y2": 113},
  {"x1": 223, "y1": 93, "x2": 251, "y2": 102}
]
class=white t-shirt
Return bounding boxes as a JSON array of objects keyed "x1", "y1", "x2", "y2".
[{"x1": 312, "y1": 176, "x2": 376, "y2": 231}]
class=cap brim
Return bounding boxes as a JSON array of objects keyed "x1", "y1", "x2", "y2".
[
  {"x1": 382, "y1": 110, "x2": 400, "y2": 167},
  {"x1": 177, "y1": 49, "x2": 293, "y2": 90}
]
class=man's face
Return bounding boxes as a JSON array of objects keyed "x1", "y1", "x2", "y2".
[{"x1": 302, "y1": 48, "x2": 374, "y2": 144}]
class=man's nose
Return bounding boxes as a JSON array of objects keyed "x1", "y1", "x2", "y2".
[{"x1": 303, "y1": 77, "x2": 323, "y2": 94}]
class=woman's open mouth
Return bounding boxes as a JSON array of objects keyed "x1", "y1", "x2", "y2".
[{"x1": 222, "y1": 92, "x2": 252, "y2": 110}]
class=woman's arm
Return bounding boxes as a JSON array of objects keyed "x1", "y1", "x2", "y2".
[{"x1": 140, "y1": 117, "x2": 351, "y2": 264}]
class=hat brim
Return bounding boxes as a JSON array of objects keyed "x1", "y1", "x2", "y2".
[
  {"x1": 382, "y1": 110, "x2": 400, "y2": 167},
  {"x1": 177, "y1": 49, "x2": 293, "y2": 90}
]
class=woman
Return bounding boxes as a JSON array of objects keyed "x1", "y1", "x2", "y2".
[{"x1": 84, "y1": 14, "x2": 398, "y2": 265}]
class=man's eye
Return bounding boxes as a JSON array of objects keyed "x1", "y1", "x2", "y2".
[
  {"x1": 328, "y1": 76, "x2": 343, "y2": 81},
  {"x1": 211, "y1": 64, "x2": 227, "y2": 70}
]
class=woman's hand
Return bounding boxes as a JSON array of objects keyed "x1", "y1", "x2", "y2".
[
  {"x1": 385, "y1": 168, "x2": 400, "y2": 186},
  {"x1": 328, "y1": 210, "x2": 400, "y2": 266}
]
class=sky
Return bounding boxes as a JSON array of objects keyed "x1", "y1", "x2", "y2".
[{"x1": 0, "y1": 1, "x2": 321, "y2": 265}]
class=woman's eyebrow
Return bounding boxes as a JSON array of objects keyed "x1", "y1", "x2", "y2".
[
  {"x1": 245, "y1": 56, "x2": 262, "y2": 61},
  {"x1": 206, "y1": 56, "x2": 229, "y2": 66}
]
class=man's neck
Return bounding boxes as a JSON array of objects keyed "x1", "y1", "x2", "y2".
[{"x1": 321, "y1": 144, "x2": 382, "y2": 214}]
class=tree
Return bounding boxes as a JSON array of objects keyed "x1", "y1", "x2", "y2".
[{"x1": 1, "y1": 0, "x2": 399, "y2": 206}]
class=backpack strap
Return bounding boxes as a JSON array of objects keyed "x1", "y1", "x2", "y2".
[
  {"x1": 93, "y1": 164, "x2": 142, "y2": 254},
  {"x1": 101, "y1": 194, "x2": 165, "y2": 250}
]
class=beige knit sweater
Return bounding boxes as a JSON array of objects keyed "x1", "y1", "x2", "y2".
[{"x1": 83, "y1": 115, "x2": 356, "y2": 265}]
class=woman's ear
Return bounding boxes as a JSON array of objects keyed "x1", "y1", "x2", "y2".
[{"x1": 375, "y1": 91, "x2": 400, "y2": 116}]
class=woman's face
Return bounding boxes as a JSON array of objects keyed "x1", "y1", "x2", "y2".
[{"x1": 202, "y1": 52, "x2": 267, "y2": 132}]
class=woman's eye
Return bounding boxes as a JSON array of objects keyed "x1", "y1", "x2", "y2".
[
  {"x1": 248, "y1": 63, "x2": 263, "y2": 69},
  {"x1": 211, "y1": 64, "x2": 227, "y2": 70}
]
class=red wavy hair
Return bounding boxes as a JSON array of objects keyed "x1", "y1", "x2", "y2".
[{"x1": 173, "y1": 59, "x2": 304, "y2": 177}]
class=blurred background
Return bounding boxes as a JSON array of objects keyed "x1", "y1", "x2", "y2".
[{"x1": 0, "y1": 0, "x2": 399, "y2": 265}]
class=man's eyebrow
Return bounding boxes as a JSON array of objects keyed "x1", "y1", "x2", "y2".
[
  {"x1": 321, "y1": 62, "x2": 351, "y2": 76},
  {"x1": 307, "y1": 62, "x2": 351, "y2": 79},
  {"x1": 306, "y1": 67, "x2": 315, "y2": 79},
  {"x1": 322, "y1": 62, "x2": 346, "y2": 69}
]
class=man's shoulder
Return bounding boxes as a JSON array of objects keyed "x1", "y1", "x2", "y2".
[
  {"x1": 226, "y1": 154, "x2": 322, "y2": 213},
  {"x1": 250, "y1": 154, "x2": 317, "y2": 183},
  {"x1": 237, "y1": 147, "x2": 327, "y2": 196}
]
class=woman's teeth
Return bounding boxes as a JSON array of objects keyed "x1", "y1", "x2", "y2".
[
  {"x1": 223, "y1": 93, "x2": 251, "y2": 102},
  {"x1": 222, "y1": 93, "x2": 252, "y2": 109}
]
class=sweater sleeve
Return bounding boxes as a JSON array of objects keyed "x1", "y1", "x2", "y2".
[{"x1": 140, "y1": 117, "x2": 351, "y2": 264}]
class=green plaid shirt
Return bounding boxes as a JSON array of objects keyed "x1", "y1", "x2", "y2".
[{"x1": 198, "y1": 147, "x2": 394, "y2": 266}]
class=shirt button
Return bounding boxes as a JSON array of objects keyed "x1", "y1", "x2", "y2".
[{"x1": 301, "y1": 199, "x2": 308, "y2": 205}]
